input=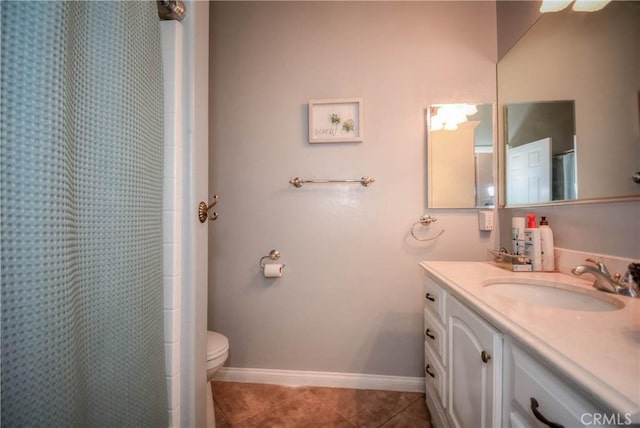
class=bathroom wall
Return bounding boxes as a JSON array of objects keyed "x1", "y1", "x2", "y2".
[{"x1": 208, "y1": 2, "x2": 497, "y2": 378}]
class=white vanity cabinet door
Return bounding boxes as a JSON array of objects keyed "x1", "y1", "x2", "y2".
[
  {"x1": 447, "y1": 294, "x2": 503, "y2": 428},
  {"x1": 504, "y1": 340, "x2": 612, "y2": 428}
]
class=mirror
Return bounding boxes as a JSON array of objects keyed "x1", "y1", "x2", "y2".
[
  {"x1": 505, "y1": 100, "x2": 576, "y2": 204},
  {"x1": 498, "y1": 1, "x2": 640, "y2": 206},
  {"x1": 427, "y1": 103, "x2": 494, "y2": 208}
]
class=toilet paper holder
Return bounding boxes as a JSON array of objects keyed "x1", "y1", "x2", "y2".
[{"x1": 259, "y1": 249, "x2": 285, "y2": 269}]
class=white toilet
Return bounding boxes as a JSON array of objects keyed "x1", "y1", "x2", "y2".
[
  {"x1": 206, "y1": 330, "x2": 229, "y2": 427},
  {"x1": 207, "y1": 331, "x2": 229, "y2": 380}
]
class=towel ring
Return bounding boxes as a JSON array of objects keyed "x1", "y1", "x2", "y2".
[{"x1": 411, "y1": 215, "x2": 445, "y2": 242}]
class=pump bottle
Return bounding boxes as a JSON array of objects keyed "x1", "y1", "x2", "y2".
[
  {"x1": 524, "y1": 214, "x2": 542, "y2": 271},
  {"x1": 511, "y1": 217, "x2": 525, "y2": 255},
  {"x1": 539, "y1": 216, "x2": 555, "y2": 271}
]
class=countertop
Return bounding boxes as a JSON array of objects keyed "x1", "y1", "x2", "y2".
[{"x1": 419, "y1": 261, "x2": 640, "y2": 422}]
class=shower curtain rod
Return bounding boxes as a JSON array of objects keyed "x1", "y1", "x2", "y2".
[{"x1": 157, "y1": 0, "x2": 186, "y2": 22}]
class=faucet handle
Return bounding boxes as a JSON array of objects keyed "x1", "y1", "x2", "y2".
[
  {"x1": 628, "y1": 263, "x2": 640, "y2": 285},
  {"x1": 585, "y1": 258, "x2": 610, "y2": 276},
  {"x1": 618, "y1": 264, "x2": 640, "y2": 297}
]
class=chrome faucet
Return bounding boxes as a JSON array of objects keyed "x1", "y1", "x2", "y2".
[{"x1": 571, "y1": 258, "x2": 639, "y2": 298}]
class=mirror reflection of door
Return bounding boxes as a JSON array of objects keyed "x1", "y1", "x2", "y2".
[
  {"x1": 504, "y1": 101, "x2": 576, "y2": 205},
  {"x1": 429, "y1": 121, "x2": 478, "y2": 208},
  {"x1": 427, "y1": 103, "x2": 494, "y2": 209},
  {"x1": 506, "y1": 137, "x2": 551, "y2": 204}
]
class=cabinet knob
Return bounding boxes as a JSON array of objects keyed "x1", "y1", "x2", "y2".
[
  {"x1": 425, "y1": 328, "x2": 435, "y2": 340},
  {"x1": 425, "y1": 364, "x2": 436, "y2": 378},
  {"x1": 481, "y1": 350, "x2": 491, "y2": 363},
  {"x1": 425, "y1": 293, "x2": 435, "y2": 302}
]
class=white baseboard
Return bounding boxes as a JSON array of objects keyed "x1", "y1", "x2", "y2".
[{"x1": 213, "y1": 367, "x2": 425, "y2": 393}]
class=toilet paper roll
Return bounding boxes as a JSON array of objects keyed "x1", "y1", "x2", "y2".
[{"x1": 263, "y1": 263, "x2": 284, "y2": 278}]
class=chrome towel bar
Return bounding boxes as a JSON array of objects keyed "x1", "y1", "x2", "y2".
[{"x1": 289, "y1": 176, "x2": 375, "y2": 188}]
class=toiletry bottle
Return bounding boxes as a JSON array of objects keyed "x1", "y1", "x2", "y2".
[
  {"x1": 511, "y1": 217, "x2": 525, "y2": 255},
  {"x1": 539, "y1": 216, "x2": 555, "y2": 271},
  {"x1": 524, "y1": 214, "x2": 542, "y2": 271}
]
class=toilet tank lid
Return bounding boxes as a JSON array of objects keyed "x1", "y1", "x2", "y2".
[{"x1": 207, "y1": 331, "x2": 229, "y2": 359}]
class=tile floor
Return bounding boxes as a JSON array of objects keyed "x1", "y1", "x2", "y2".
[{"x1": 211, "y1": 381, "x2": 432, "y2": 427}]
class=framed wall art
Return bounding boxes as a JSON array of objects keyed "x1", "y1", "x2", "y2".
[{"x1": 308, "y1": 98, "x2": 363, "y2": 143}]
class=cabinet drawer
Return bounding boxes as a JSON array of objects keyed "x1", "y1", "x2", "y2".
[
  {"x1": 424, "y1": 342, "x2": 447, "y2": 409},
  {"x1": 511, "y1": 344, "x2": 606, "y2": 428},
  {"x1": 424, "y1": 276, "x2": 446, "y2": 322},
  {"x1": 424, "y1": 307, "x2": 446, "y2": 366}
]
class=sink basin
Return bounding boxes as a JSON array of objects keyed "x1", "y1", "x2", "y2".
[{"x1": 483, "y1": 278, "x2": 624, "y2": 312}]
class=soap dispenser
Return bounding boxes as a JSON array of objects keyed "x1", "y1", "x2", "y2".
[{"x1": 524, "y1": 214, "x2": 542, "y2": 271}]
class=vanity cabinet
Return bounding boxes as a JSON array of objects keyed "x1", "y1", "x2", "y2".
[
  {"x1": 423, "y1": 271, "x2": 616, "y2": 428},
  {"x1": 423, "y1": 276, "x2": 502, "y2": 428}
]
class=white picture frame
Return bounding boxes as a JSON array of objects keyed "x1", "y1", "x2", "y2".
[{"x1": 308, "y1": 98, "x2": 363, "y2": 143}]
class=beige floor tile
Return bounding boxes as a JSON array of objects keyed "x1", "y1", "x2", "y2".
[
  {"x1": 236, "y1": 389, "x2": 355, "y2": 428},
  {"x1": 212, "y1": 381, "x2": 306, "y2": 424},
  {"x1": 308, "y1": 387, "x2": 424, "y2": 428},
  {"x1": 213, "y1": 381, "x2": 432, "y2": 428},
  {"x1": 379, "y1": 398, "x2": 432, "y2": 428},
  {"x1": 214, "y1": 398, "x2": 233, "y2": 428}
]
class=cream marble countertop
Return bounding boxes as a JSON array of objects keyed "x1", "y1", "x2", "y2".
[{"x1": 419, "y1": 261, "x2": 640, "y2": 422}]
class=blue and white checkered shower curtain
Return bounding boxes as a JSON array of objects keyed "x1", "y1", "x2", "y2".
[{"x1": 1, "y1": 2, "x2": 168, "y2": 426}]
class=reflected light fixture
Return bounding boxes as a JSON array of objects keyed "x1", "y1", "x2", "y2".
[
  {"x1": 430, "y1": 104, "x2": 478, "y2": 131},
  {"x1": 572, "y1": 0, "x2": 611, "y2": 12},
  {"x1": 539, "y1": 0, "x2": 572, "y2": 12},
  {"x1": 539, "y1": 0, "x2": 611, "y2": 12}
]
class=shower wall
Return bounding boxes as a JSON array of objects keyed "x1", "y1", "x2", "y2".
[
  {"x1": 160, "y1": 21, "x2": 184, "y2": 427},
  {"x1": 160, "y1": 4, "x2": 210, "y2": 425}
]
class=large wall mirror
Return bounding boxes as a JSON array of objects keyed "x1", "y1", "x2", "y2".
[
  {"x1": 427, "y1": 103, "x2": 494, "y2": 208},
  {"x1": 498, "y1": 1, "x2": 640, "y2": 207}
]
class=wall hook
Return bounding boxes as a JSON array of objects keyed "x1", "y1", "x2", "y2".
[{"x1": 198, "y1": 195, "x2": 219, "y2": 223}]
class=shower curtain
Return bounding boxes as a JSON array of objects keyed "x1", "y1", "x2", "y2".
[{"x1": 1, "y1": 2, "x2": 168, "y2": 426}]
